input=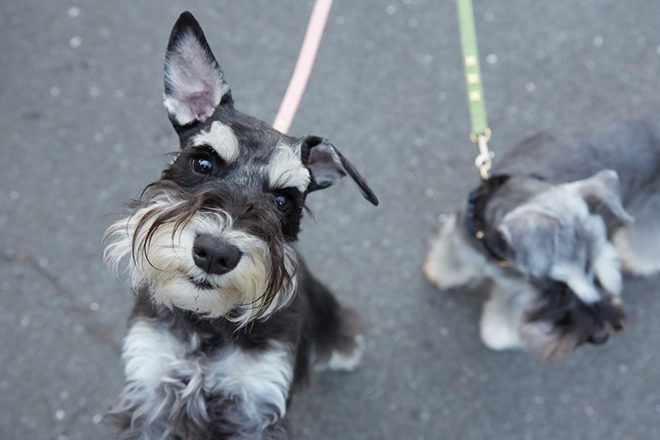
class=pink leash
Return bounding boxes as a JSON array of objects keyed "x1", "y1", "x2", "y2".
[{"x1": 272, "y1": 0, "x2": 333, "y2": 134}]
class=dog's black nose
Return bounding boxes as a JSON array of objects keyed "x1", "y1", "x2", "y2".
[
  {"x1": 587, "y1": 329, "x2": 610, "y2": 345},
  {"x1": 192, "y1": 234, "x2": 242, "y2": 275}
]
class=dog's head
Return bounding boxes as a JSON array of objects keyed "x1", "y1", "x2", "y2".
[
  {"x1": 494, "y1": 171, "x2": 630, "y2": 357},
  {"x1": 429, "y1": 170, "x2": 631, "y2": 357},
  {"x1": 495, "y1": 171, "x2": 630, "y2": 357},
  {"x1": 104, "y1": 12, "x2": 377, "y2": 326},
  {"x1": 521, "y1": 278, "x2": 625, "y2": 359}
]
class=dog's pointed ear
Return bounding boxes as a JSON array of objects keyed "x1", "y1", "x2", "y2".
[
  {"x1": 301, "y1": 136, "x2": 379, "y2": 206},
  {"x1": 498, "y1": 206, "x2": 559, "y2": 278},
  {"x1": 163, "y1": 12, "x2": 232, "y2": 131},
  {"x1": 565, "y1": 169, "x2": 634, "y2": 223}
]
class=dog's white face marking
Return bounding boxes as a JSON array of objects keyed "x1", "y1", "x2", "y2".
[
  {"x1": 164, "y1": 31, "x2": 227, "y2": 126},
  {"x1": 118, "y1": 319, "x2": 293, "y2": 434},
  {"x1": 104, "y1": 195, "x2": 298, "y2": 327},
  {"x1": 590, "y1": 226, "x2": 623, "y2": 296},
  {"x1": 550, "y1": 190, "x2": 622, "y2": 303},
  {"x1": 267, "y1": 142, "x2": 310, "y2": 192},
  {"x1": 192, "y1": 121, "x2": 240, "y2": 163},
  {"x1": 548, "y1": 229, "x2": 622, "y2": 304},
  {"x1": 555, "y1": 266, "x2": 601, "y2": 303}
]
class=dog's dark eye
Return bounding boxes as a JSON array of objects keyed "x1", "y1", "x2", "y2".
[
  {"x1": 192, "y1": 157, "x2": 213, "y2": 175},
  {"x1": 275, "y1": 194, "x2": 291, "y2": 211}
]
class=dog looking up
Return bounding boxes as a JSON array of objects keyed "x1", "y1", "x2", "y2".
[
  {"x1": 424, "y1": 107, "x2": 660, "y2": 359},
  {"x1": 104, "y1": 11, "x2": 378, "y2": 439}
]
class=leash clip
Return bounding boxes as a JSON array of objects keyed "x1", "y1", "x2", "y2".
[{"x1": 470, "y1": 127, "x2": 493, "y2": 180}]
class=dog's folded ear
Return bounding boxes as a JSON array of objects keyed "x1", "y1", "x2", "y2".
[
  {"x1": 564, "y1": 169, "x2": 634, "y2": 223},
  {"x1": 301, "y1": 136, "x2": 379, "y2": 206},
  {"x1": 163, "y1": 12, "x2": 232, "y2": 131},
  {"x1": 498, "y1": 206, "x2": 559, "y2": 278}
]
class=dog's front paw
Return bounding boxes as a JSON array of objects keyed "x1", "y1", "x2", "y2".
[
  {"x1": 314, "y1": 304, "x2": 365, "y2": 372},
  {"x1": 480, "y1": 323, "x2": 523, "y2": 352},
  {"x1": 316, "y1": 334, "x2": 365, "y2": 372},
  {"x1": 479, "y1": 298, "x2": 524, "y2": 351}
]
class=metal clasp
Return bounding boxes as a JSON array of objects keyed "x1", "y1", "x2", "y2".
[{"x1": 470, "y1": 127, "x2": 493, "y2": 180}]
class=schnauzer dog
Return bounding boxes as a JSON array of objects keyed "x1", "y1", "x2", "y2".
[
  {"x1": 424, "y1": 107, "x2": 660, "y2": 359},
  {"x1": 104, "y1": 12, "x2": 378, "y2": 439}
]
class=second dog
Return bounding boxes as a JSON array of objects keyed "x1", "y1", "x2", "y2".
[{"x1": 424, "y1": 107, "x2": 660, "y2": 359}]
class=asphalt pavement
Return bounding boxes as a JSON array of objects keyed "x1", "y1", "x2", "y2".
[{"x1": 1, "y1": 1, "x2": 660, "y2": 439}]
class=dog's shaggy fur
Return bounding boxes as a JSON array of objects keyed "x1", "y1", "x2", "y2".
[
  {"x1": 104, "y1": 12, "x2": 377, "y2": 439},
  {"x1": 425, "y1": 106, "x2": 660, "y2": 359}
]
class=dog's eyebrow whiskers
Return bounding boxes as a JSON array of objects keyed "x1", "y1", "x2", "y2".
[{"x1": 191, "y1": 120, "x2": 240, "y2": 164}]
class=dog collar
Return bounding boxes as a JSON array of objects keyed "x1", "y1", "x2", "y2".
[{"x1": 465, "y1": 174, "x2": 511, "y2": 267}]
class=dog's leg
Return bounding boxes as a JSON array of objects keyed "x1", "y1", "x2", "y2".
[
  {"x1": 613, "y1": 187, "x2": 660, "y2": 276},
  {"x1": 300, "y1": 267, "x2": 364, "y2": 372},
  {"x1": 206, "y1": 403, "x2": 290, "y2": 440},
  {"x1": 424, "y1": 214, "x2": 487, "y2": 289},
  {"x1": 204, "y1": 341, "x2": 296, "y2": 440},
  {"x1": 261, "y1": 422, "x2": 290, "y2": 440},
  {"x1": 113, "y1": 317, "x2": 296, "y2": 440},
  {"x1": 479, "y1": 281, "x2": 525, "y2": 351}
]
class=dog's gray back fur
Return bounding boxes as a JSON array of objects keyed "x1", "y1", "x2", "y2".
[
  {"x1": 496, "y1": 105, "x2": 660, "y2": 276},
  {"x1": 494, "y1": 105, "x2": 660, "y2": 201}
]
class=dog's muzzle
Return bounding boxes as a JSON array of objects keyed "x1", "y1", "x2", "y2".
[
  {"x1": 192, "y1": 233, "x2": 243, "y2": 275},
  {"x1": 587, "y1": 328, "x2": 610, "y2": 345}
]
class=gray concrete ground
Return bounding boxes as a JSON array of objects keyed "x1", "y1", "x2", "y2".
[{"x1": 2, "y1": 1, "x2": 660, "y2": 439}]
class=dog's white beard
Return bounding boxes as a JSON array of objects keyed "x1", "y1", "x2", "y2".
[{"x1": 104, "y1": 199, "x2": 298, "y2": 327}]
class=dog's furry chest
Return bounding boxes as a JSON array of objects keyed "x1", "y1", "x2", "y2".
[{"x1": 116, "y1": 317, "x2": 294, "y2": 438}]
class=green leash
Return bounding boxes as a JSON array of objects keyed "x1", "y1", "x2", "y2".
[{"x1": 457, "y1": 0, "x2": 493, "y2": 180}]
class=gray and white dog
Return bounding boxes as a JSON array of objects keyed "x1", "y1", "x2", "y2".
[
  {"x1": 424, "y1": 107, "x2": 660, "y2": 359},
  {"x1": 104, "y1": 12, "x2": 377, "y2": 439}
]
